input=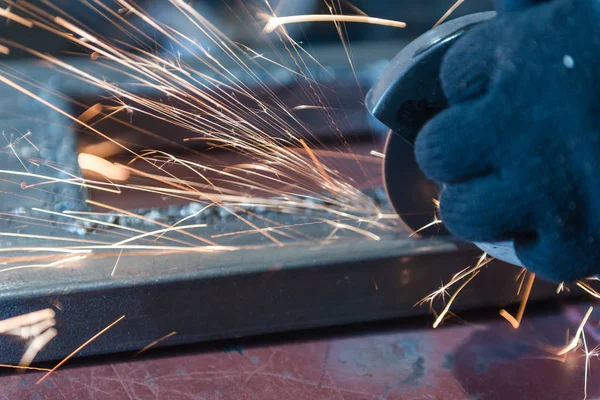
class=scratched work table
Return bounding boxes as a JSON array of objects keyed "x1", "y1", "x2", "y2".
[{"x1": 0, "y1": 301, "x2": 596, "y2": 399}]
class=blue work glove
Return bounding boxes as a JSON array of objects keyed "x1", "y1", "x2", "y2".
[
  {"x1": 494, "y1": 0, "x2": 550, "y2": 12},
  {"x1": 414, "y1": 0, "x2": 600, "y2": 282}
]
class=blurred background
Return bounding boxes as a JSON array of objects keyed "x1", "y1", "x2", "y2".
[
  {"x1": 1, "y1": 0, "x2": 494, "y2": 59},
  {"x1": 0, "y1": 0, "x2": 496, "y2": 214}
]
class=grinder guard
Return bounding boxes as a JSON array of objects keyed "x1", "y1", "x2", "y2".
[{"x1": 366, "y1": 12, "x2": 522, "y2": 267}]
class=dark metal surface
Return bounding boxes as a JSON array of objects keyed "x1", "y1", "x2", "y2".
[
  {"x1": 0, "y1": 302, "x2": 593, "y2": 399},
  {"x1": 0, "y1": 234, "x2": 565, "y2": 365}
]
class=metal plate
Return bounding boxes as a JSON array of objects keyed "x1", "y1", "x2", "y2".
[{"x1": 0, "y1": 234, "x2": 561, "y2": 365}]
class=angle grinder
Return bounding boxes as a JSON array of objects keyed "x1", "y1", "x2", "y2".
[{"x1": 365, "y1": 11, "x2": 522, "y2": 266}]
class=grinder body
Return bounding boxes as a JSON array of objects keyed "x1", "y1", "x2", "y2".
[{"x1": 365, "y1": 12, "x2": 522, "y2": 266}]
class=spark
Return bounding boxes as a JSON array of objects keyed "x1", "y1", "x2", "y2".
[
  {"x1": 0, "y1": 231, "x2": 108, "y2": 245},
  {"x1": 0, "y1": 308, "x2": 57, "y2": 366},
  {"x1": 135, "y1": 331, "x2": 177, "y2": 356},
  {"x1": 80, "y1": 140, "x2": 123, "y2": 159},
  {"x1": 210, "y1": 220, "x2": 326, "y2": 239},
  {"x1": 325, "y1": 225, "x2": 340, "y2": 241},
  {"x1": 582, "y1": 330, "x2": 592, "y2": 400},
  {"x1": 499, "y1": 272, "x2": 535, "y2": 329},
  {"x1": 515, "y1": 268, "x2": 527, "y2": 295},
  {"x1": 291, "y1": 105, "x2": 344, "y2": 111},
  {"x1": 111, "y1": 249, "x2": 123, "y2": 277},
  {"x1": 0, "y1": 364, "x2": 51, "y2": 372},
  {"x1": 7, "y1": 318, "x2": 56, "y2": 339},
  {"x1": 557, "y1": 306, "x2": 593, "y2": 356},
  {"x1": 433, "y1": 0, "x2": 466, "y2": 28},
  {"x1": 291, "y1": 148, "x2": 382, "y2": 163},
  {"x1": 78, "y1": 153, "x2": 131, "y2": 181},
  {"x1": 418, "y1": 253, "x2": 491, "y2": 309},
  {"x1": 157, "y1": 203, "x2": 215, "y2": 241},
  {"x1": 76, "y1": 103, "x2": 104, "y2": 124},
  {"x1": 409, "y1": 217, "x2": 442, "y2": 238},
  {"x1": 0, "y1": 7, "x2": 33, "y2": 28},
  {"x1": 0, "y1": 0, "x2": 388, "y2": 285},
  {"x1": 3, "y1": 131, "x2": 29, "y2": 172},
  {"x1": 19, "y1": 328, "x2": 57, "y2": 367},
  {"x1": 0, "y1": 255, "x2": 86, "y2": 274},
  {"x1": 31, "y1": 207, "x2": 197, "y2": 247},
  {"x1": 62, "y1": 244, "x2": 236, "y2": 252},
  {"x1": 433, "y1": 271, "x2": 479, "y2": 328},
  {"x1": 498, "y1": 309, "x2": 519, "y2": 329},
  {"x1": 263, "y1": 14, "x2": 406, "y2": 34},
  {"x1": 0, "y1": 247, "x2": 90, "y2": 255},
  {"x1": 369, "y1": 150, "x2": 385, "y2": 159},
  {"x1": 86, "y1": 201, "x2": 217, "y2": 246},
  {"x1": 0, "y1": 60, "x2": 146, "y2": 168},
  {"x1": 577, "y1": 281, "x2": 600, "y2": 299},
  {"x1": 299, "y1": 138, "x2": 334, "y2": 193},
  {"x1": 37, "y1": 315, "x2": 126, "y2": 384},
  {"x1": 324, "y1": 220, "x2": 380, "y2": 241},
  {"x1": 111, "y1": 223, "x2": 207, "y2": 246},
  {"x1": 0, "y1": 167, "x2": 121, "y2": 194},
  {"x1": 0, "y1": 44, "x2": 9, "y2": 55},
  {"x1": 0, "y1": 309, "x2": 55, "y2": 335},
  {"x1": 557, "y1": 281, "x2": 569, "y2": 294}
]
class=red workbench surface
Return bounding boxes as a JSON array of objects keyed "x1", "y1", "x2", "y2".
[{"x1": 0, "y1": 302, "x2": 597, "y2": 399}]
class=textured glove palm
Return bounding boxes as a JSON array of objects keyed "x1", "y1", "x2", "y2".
[{"x1": 415, "y1": 0, "x2": 600, "y2": 282}]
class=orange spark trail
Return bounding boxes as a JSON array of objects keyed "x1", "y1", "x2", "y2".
[
  {"x1": 87, "y1": 200, "x2": 219, "y2": 247},
  {"x1": 78, "y1": 153, "x2": 131, "y2": 181},
  {"x1": 112, "y1": 224, "x2": 207, "y2": 247},
  {"x1": 0, "y1": 7, "x2": 33, "y2": 27},
  {"x1": 433, "y1": 0, "x2": 466, "y2": 28},
  {"x1": 19, "y1": 327, "x2": 57, "y2": 367},
  {"x1": 433, "y1": 271, "x2": 479, "y2": 328},
  {"x1": 557, "y1": 306, "x2": 593, "y2": 356},
  {"x1": 369, "y1": 150, "x2": 385, "y2": 159},
  {"x1": 299, "y1": 139, "x2": 334, "y2": 193},
  {"x1": 37, "y1": 315, "x2": 125, "y2": 384},
  {"x1": 577, "y1": 281, "x2": 600, "y2": 299},
  {"x1": 0, "y1": 364, "x2": 51, "y2": 372},
  {"x1": 135, "y1": 331, "x2": 177, "y2": 356},
  {"x1": 76, "y1": 103, "x2": 104, "y2": 124},
  {"x1": 409, "y1": 217, "x2": 442, "y2": 238},
  {"x1": 263, "y1": 14, "x2": 406, "y2": 33},
  {"x1": 7, "y1": 318, "x2": 56, "y2": 339},
  {"x1": 499, "y1": 272, "x2": 535, "y2": 329},
  {"x1": 0, "y1": 309, "x2": 55, "y2": 335}
]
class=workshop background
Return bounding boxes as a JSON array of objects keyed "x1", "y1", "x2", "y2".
[{"x1": 0, "y1": 1, "x2": 597, "y2": 399}]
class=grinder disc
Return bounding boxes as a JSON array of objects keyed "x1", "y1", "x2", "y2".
[{"x1": 382, "y1": 129, "x2": 443, "y2": 235}]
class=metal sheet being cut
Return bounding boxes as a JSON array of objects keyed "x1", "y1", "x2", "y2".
[{"x1": 0, "y1": 229, "x2": 562, "y2": 365}]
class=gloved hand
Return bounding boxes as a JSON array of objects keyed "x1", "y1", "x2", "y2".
[
  {"x1": 494, "y1": 0, "x2": 549, "y2": 12},
  {"x1": 414, "y1": 0, "x2": 600, "y2": 282}
]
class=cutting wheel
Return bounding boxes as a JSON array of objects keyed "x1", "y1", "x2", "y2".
[{"x1": 382, "y1": 129, "x2": 444, "y2": 236}]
